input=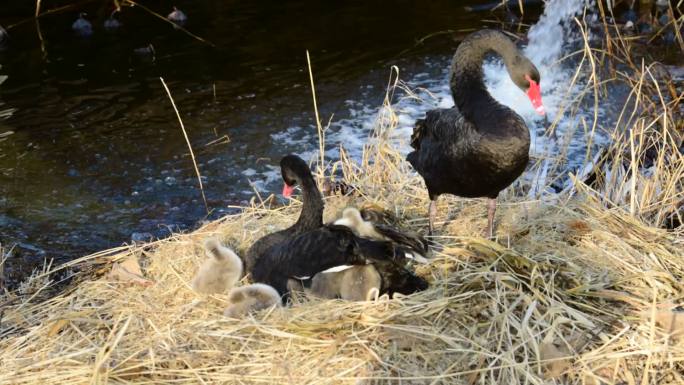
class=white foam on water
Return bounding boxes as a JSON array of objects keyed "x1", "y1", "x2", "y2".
[
  {"x1": 243, "y1": 164, "x2": 281, "y2": 192},
  {"x1": 262, "y1": 0, "x2": 609, "y2": 195},
  {"x1": 481, "y1": 0, "x2": 603, "y2": 195},
  {"x1": 484, "y1": 0, "x2": 596, "y2": 149}
]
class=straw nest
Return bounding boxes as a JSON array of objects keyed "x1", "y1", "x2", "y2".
[{"x1": 1, "y1": 20, "x2": 683, "y2": 385}]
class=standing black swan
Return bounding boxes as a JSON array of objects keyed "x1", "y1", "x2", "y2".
[
  {"x1": 244, "y1": 155, "x2": 324, "y2": 273},
  {"x1": 407, "y1": 29, "x2": 545, "y2": 236}
]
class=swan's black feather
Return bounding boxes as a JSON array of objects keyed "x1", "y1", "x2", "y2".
[
  {"x1": 247, "y1": 155, "x2": 430, "y2": 300},
  {"x1": 251, "y1": 225, "x2": 409, "y2": 298},
  {"x1": 244, "y1": 155, "x2": 324, "y2": 272},
  {"x1": 407, "y1": 30, "x2": 533, "y2": 201},
  {"x1": 373, "y1": 223, "x2": 428, "y2": 256}
]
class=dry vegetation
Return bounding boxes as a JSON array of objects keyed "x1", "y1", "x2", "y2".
[{"x1": 0, "y1": 8, "x2": 683, "y2": 385}]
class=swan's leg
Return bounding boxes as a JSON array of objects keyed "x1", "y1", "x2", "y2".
[
  {"x1": 486, "y1": 198, "x2": 497, "y2": 238},
  {"x1": 428, "y1": 199, "x2": 437, "y2": 236}
]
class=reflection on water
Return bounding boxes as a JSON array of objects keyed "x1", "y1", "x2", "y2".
[{"x1": 1, "y1": 0, "x2": 538, "y2": 284}]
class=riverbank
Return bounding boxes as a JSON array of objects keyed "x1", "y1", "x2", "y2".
[
  {"x1": 1, "y1": 81, "x2": 683, "y2": 385},
  {"x1": 1, "y1": 11, "x2": 683, "y2": 385}
]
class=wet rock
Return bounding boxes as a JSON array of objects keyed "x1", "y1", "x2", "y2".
[
  {"x1": 656, "y1": 0, "x2": 669, "y2": 11},
  {"x1": 17, "y1": 242, "x2": 46, "y2": 255},
  {"x1": 0, "y1": 213, "x2": 19, "y2": 227},
  {"x1": 104, "y1": 10, "x2": 121, "y2": 31},
  {"x1": 133, "y1": 44, "x2": 155, "y2": 56},
  {"x1": 663, "y1": 30, "x2": 677, "y2": 44},
  {"x1": 167, "y1": 7, "x2": 187, "y2": 26},
  {"x1": 76, "y1": 215, "x2": 89, "y2": 224},
  {"x1": 104, "y1": 18, "x2": 121, "y2": 30},
  {"x1": 637, "y1": 22, "x2": 653, "y2": 34},
  {"x1": 164, "y1": 176, "x2": 176, "y2": 186},
  {"x1": 17, "y1": 242, "x2": 47, "y2": 265},
  {"x1": 130, "y1": 232, "x2": 154, "y2": 244},
  {"x1": 72, "y1": 13, "x2": 93, "y2": 37},
  {"x1": 621, "y1": 9, "x2": 638, "y2": 24},
  {"x1": 624, "y1": 20, "x2": 636, "y2": 33},
  {"x1": 0, "y1": 24, "x2": 8, "y2": 50},
  {"x1": 658, "y1": 15, "x2": 682, "y2": 45},
  {"x1": 503, "y1": 5, "x2": 521, "y2": 25},
  {"x1": 658, "y1": 13, "x2": 670, "y2": 27}
]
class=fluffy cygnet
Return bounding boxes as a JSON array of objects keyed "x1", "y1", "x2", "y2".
[
  {"x1": 224, "y1": 283, "x2": 282, "y2": 318},
  {"x1": 311, "y1": 265, "x2": 381, "y2": 301},
  {"x1": 191, "y1": 238, "x2": 243, "y2": 294}
]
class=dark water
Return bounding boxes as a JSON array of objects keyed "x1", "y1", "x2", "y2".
[{"x1": 0, "y1": 1, "x2": 546, "y2": 284}]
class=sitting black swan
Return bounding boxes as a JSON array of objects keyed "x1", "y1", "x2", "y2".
[
  {"x1": 286, "y1": 208, "x2": 430, "y2": 301},
  {"x1": 244, "y1": 155, "x2": 324, "y2": 273},
  {"x1": 407, "y1": 29, "x2": 545, "y2": 236},
  {"x1": 251, "y1": 224, "x2": 415, "y2": 299},
  {"x1": 247, "y1": 155, "x2": 428, "y2": 301}
]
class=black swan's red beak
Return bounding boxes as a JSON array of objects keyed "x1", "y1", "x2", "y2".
[
  {"x1": 282, "y1": 183, "x2": 295, "y2": 198},
  {"x1": 525, "y1": 75, "x2": 545, "y2": 116}
]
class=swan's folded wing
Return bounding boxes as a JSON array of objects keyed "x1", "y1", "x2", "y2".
[
  {"x1": 245, "y1": 228, "x2": 290, "y2": 273},
  {"x1": 412, "y1": 107, "x2": 469, "y2": 146},
  {"x1": 373, "y1": 223, "x2": 429, "y2": 262},
  {"x1": 252, "y1": 225, "x2": 409, "y2": 294},
  {"x1": 407, "y1": 107, "x2": 480, "y2": 178}
]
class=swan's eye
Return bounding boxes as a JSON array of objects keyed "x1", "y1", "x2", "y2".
[{"x1": 527, "y1": 73, "x2": 540, "y2": 86}]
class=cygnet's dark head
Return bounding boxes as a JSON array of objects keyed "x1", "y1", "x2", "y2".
[{"x1": 279, "y1": 154, "x2": 312, "y2": 198}]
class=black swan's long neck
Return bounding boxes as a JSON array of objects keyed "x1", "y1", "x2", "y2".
[
  {"x1": 293, "y1": 174, "x2": 324, "y2": 231},
  {"x1": 449, "y1": 30, "x2": 522, "y2": 130}
]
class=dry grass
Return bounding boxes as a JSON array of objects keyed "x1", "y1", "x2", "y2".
[{"x1": 1, "y1": 10, "x2": 683, "y2": 385}]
